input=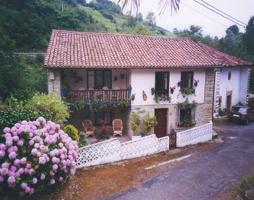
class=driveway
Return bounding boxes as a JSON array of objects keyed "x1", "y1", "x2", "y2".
[{"x1": 108, "y1": 122, "x2": 254, "y2": 200}]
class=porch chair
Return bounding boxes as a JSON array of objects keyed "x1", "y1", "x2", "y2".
[
  {"x1": 112, "y1": 119, "x2": 123, "y2": 137},
  {"x1": 82, "y1": 120, "x2": 95, "y2": 137}
]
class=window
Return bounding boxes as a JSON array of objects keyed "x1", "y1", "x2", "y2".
[
  {"x1": 87, "y1": 70, "x2": 112, "y2": 89},
  {"x1": 179, "y1": 107, "x2": 196, "y2": 127},
  {"x1": 155, "y1": 72, "x2": 169, "y2": 96},
  {"x1": 181, "y1": 71, "x2": 193, "y2": 88},
  {"x1": 228, "y1": 71, "x2": 231, "y2": 80}
]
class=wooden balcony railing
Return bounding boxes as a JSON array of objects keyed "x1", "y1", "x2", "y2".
[{"x1": 67, "y1": 89, "x2": 129, "y2": 101}]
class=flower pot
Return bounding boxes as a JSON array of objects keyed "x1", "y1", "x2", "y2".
[{"x1": 170, "y1": 88, "x2": 174, "y2": 94}]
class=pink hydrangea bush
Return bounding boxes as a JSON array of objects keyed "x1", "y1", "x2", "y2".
[{"x1": 0, "y1": 117, "x2": 78, "y2": 195}]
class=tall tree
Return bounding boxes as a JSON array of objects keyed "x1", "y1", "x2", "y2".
[
  {"x1": 146, "y1": 12, "x2": 156, "y2": 26},
  {"x1": 243, "y1": 16, "x2": 254, "y2": 55}
]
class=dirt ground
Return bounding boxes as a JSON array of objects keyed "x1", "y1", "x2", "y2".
[{"x1": 30, "y1": 142, "x2": 217, "y2": 200}]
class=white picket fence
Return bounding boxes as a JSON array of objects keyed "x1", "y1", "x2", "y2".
[
  {"x1": 77, "y1": 134, "x2": 169, "y2": 168},
  {"x1": 176, "y1": 122, "x2": 213, "y2": 147}
]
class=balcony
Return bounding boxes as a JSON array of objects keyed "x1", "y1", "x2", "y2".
[{"x1": 67, "y1": 89, "x2": 129, "y2": 101}]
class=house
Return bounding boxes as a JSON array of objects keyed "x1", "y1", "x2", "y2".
[
  {"x1": 195, "y1": 43, "x2": 252, "y2": 117},
  {"x1": 44, "y1": 30, "x2": 252, "y2": 138}
]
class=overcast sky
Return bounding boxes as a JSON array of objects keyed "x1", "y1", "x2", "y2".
[{"x1": 126, "y1": 0, "x2": 254, "y2": 37}]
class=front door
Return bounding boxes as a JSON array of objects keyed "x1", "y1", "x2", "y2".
[
  {"x1": 226, "y1": 91, "x2": 232, "y2": 111},
  {"x1": 154, "y1": 109, "x2": 168, "y2": 138}
]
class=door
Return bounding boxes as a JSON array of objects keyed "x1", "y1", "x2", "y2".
[
  {"x1": 226, "y1": 91, "x2": 232, "y2": 111},
  {"x1": 154, "y1": 109, "x2": 168, "y2": 138}
]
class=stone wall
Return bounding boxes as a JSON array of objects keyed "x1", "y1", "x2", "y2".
[
  {"x1": 196, "y1": 68, "x2": 214, "y2": 124},
  {"x1": 47, "y1": 69, "x2": 61, "y2": 96}
]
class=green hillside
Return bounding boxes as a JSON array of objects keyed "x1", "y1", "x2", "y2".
[
  {"x1": 0, "y1": 0, "x2": 172, "y2": 100},
  {"x1": 0, "y1": 0, "x2": 172, "y2": 52}
]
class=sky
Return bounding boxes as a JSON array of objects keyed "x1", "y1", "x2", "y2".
[{"x1": 122, "y1": 0, "x2": 254, "y2": 37}]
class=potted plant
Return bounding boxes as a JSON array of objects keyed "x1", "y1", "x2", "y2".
[
  {"x1": 130, "y1": 112, "x2": 141, "y2": 135},
  {"x1": 180, "y1": 87, "x2": 195, "y2": 95},
  {"x1": 194, "y1": 79, "x2": 199, "y2": 87},
  {"x1": 141, "y1": 113, "x2": 157, "y2": 136},
  {"x1": 151, "y1": 88, "x2": 155, "y2": 95},
  {"x1": 143, "y1": 90, "x2": 147, "y2": 101},
  {"x1": 170, "y1": 86, "x2": 176, "y2": 94}
]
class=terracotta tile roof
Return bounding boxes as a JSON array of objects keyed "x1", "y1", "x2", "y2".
[{"x1": 44, "y1": 30, "x2": 252, "y2": 69}]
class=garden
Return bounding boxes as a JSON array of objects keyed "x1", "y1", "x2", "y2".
[
  {"x1": 0, "y1": 92, "x2": 86, "y2": 198},
  {"x1": 0, "y1": 91, "x2": 160, "y2": 198}
]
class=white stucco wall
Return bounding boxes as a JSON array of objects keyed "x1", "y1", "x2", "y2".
[
  {"x1": 130, "y1": 68, "x2": 206, "y2": 106},
  {"x1": 219, "y1": 67, "x2": 249, "y2": 109},
  {"x1": 239, "y1": 67, "x2": 249, "y2": 104}
]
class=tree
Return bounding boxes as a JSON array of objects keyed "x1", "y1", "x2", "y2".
[
  {"x1": 127, "y1": 14, "x2": 137, "y2": 27},
  {"x1": 146, "y1": 12, "x2": 156, "y2": 26},
  {"x1": 136, "y1": 13, "x2": 143, "y2": 22},
  {"x1": 243, "y1": 16, "x2": 254, "y2": 55},
  {"x1": 226, "y1": 25, "x2": 239, "y2": 35},
  {"x1": 189, "y1": 25, "x2": 202, "y2": 36},
  {"x1": 219, "y1": 24, "x2": 246, "y2": 57}
]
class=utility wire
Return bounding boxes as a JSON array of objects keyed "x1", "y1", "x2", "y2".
[
  {"x1": 199, "y1": 0, "x2": 246, "y2": 26},
  {"x1": 193, "y1": 0, "x2": 246, "y2": 28},
  {"x1": 185, "y1": 2, "x2": 229, "y2": 29}
]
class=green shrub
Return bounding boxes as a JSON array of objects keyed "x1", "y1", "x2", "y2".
[
  {"x1": 0, "y1": 106, "x2": 52, "y2": 132},
  {"x1": 8, "y1": 89, "x2": 35, "y2": 102},
  {"x1": 79, "y1": 131, "x2": 88, "y2": 147},
  {"x1": 130, "y1": 112, "x2": 141, "y2": 135},
  {"x1": 236, "y1": 173, "x2": 254, "y2": 199},
  {"x1": 218, "y1": 108, "x2": 226, "y2": 116},
  {"x1": 141, "y1": 113, "x2": 157, "y2": 134},
  {"x1": 26, "y1": 93, "x2": 70, "y2": 125},
  {"x1": 64, "y1": 124, "x2": 79, "y2": 142},
  {"x1": 180, "y1": 87, "x2": 195, "y2": 95}
]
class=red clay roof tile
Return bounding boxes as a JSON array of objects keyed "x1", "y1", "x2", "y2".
[{"x1": 44, "y1": 30, "x2": 252, "y2": 69}]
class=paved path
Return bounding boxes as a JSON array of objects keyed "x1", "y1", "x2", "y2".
[{"x1": 108, "y1": 122, "x2": 254, "y2": 200}]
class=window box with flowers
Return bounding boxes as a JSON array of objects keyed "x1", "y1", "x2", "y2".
[
  {"x1": 180, "y1": 87, "x2": 195, "y2": 95},
  {"x1": 179, "y1": 71, "x2": 196, "y2": 96},
  {"x1": 154, "y1": 94, "x2": 171, "y2": 104}
]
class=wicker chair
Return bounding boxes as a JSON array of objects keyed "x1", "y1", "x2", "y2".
[
  {"x1": 82, "y1": 120, "x2": 95, "y2": 137},
  {"x1": 112, "y1": 119, "x2": 123, "y2": 137}
]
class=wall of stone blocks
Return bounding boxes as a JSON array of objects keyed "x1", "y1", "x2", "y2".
[{"x1": 47, "y1": 69, "x2": 61, "y2": 96}]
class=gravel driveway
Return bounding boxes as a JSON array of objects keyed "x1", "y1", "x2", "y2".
[{"x1": 108, "y1": 122, "x2": 254, "y2": 200}]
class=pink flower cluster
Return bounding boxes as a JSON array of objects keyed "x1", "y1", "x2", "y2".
[{"x1": 0, "y1": 117, "x2": 78, "y2": 195}]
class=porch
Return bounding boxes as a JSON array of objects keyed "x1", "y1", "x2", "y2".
[
  {"x1": 67, "y1": 89, "x2": 129, "y2": 101},
  {"x1": 47, "y1": 68, "x2": 131, "y2": 138},
  {"x1": 60, "y1": 68, "x2": 131, "y2": 101}
]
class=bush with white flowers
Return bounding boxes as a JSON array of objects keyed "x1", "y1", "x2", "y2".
[{"x1": 0, "y1": 117, "x2": 78, "y2": 195}]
